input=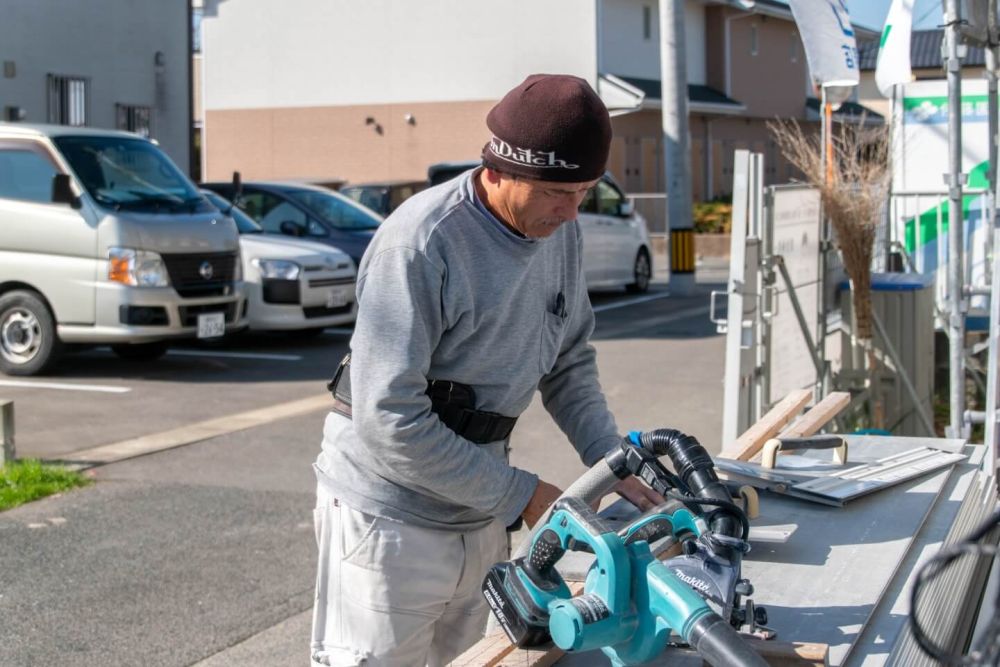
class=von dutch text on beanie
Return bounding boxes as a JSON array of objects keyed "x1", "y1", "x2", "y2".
[{"x1": 481, "y1": 74, "x2": 612, "y2": 183}]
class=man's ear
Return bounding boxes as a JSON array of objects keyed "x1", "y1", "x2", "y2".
[{"x1": 481, "y1": 166, "x2": 504, "y2": 186}]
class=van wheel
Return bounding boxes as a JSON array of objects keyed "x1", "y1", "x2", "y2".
[
  {"x1": 626, "y1": 249, "x2": 651, "y2": 294},
  {"x1": 0, "y1": 290, "x2": 63, "y2": 376},
  {"x1": 111, "y1": 341, "x2": 169, "y2": 361}
]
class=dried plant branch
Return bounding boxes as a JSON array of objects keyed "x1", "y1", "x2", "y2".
[{"x1": 768, "y1": 117, "x2": 891, "y2": 341}]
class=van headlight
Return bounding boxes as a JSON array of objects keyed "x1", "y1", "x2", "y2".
[
  {"x1": 108, "y1": 248, "x2": 170, "y2": 287},
  {"x1": 252, "y1": 258, "x2": 301, "y2": 280}
]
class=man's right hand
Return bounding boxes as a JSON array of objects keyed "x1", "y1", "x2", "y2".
[{"x1": 521, "y1": 480, "x2": 563, "y2": 528}]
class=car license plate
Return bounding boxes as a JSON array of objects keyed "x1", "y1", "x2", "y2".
[
  {"x1": 197, "y1": 312, "x2": 226, "y2": 339},
  {"x1": 326, "y1": 289, "x2": 348, "y2": 308}
]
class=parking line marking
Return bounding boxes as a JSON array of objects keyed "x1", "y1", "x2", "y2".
[
  {"x1": 166, "y1": 349, "x2": 303, "y2": 361},
  {"x1": 592, "y1": 291, "x2": 674, "y2": 313},
  {"x1": 655, "y1": 303, "x2": 712, "y2": 324},
  {"x1": 55, "y1": 393, "x2": 332, "y2": 470},
  {"x1": 0, "y1": 379, "x2": 131, "y2": 394}
]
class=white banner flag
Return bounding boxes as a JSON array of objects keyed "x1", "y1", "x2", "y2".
[
  {"x1": 787, "y1": 0, "x2": 860, "y2": 97},
  {"x1": 875, "y1": 0, "x2": 914, "y2": 97}
]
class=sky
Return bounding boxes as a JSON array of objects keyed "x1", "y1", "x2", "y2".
[{"x1": 844, "y1": 0, "x2": 943, "y2": 32}]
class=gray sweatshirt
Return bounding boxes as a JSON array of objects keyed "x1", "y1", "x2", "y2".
[{"x1": 314, "y1": 169, "x2": 619, "y2": 531}]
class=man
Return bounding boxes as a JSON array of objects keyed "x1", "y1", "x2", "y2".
[{"x1": 311, "y1": 74, "x2": 661, "y2": 667}]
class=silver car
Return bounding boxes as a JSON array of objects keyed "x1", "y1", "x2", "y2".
[{"x1": 203, "y1": 191, "x2": 357, "y2": 334}]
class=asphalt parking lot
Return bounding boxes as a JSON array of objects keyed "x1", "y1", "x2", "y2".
[{"x1": 0, "y1": 274, "x2": 730, "y2": 666}]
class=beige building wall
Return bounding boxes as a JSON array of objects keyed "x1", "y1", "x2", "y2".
[
  {"x1": 204, "y1": 100, "x2": 495, "y2": 184},
  {"x1": 605, "y1": 8, "x2": 816, "y2": 204},
  {"x1": 609, "y1": 109, "x2": 816, "y2": 206},
  {"x1": 728, "y1": 15, "x2": 811, "y2": 120}
]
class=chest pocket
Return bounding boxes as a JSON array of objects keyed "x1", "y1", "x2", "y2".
[{"x1": 539, "y1": 310, "x2": 566, "y2": 374}]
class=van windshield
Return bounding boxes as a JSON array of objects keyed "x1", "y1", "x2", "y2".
[{"x1": 53, "y1": 135, "x2": 207, "y2": 213}]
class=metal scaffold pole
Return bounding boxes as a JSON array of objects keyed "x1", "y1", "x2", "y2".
[
  {"x1": 944, "y1": 0, "x2": 968, "y2": 438},
  {"x1": 986, "y1": 40, "x2": 999, "y2": 286}
]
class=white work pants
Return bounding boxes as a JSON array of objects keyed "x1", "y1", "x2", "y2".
[{"x1": 310, "y1": 484, "x2": 507, "y2": 666}]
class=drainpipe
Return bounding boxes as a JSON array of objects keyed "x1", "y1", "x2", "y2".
[
  {"x1": 595, "y1": 0, "x2": 605, "y2": 87},
  {"x1": 705, "y1": 115, "x2": 717, "y2": 200},
  {"x1": 186, "y1": 0, "x2": 195, "y2": 178}
]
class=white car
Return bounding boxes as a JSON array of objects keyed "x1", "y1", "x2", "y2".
[
  {"x1": 577, "y1": 175, "x2": 653, "y2": 293},
  {"x1": 203, "y1": 191, "x2": 357, "y2": 334}
]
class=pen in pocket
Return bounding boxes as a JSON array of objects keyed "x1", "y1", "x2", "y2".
[{"x1": 554, "y1": 292, "x2": 566, "y2": 318}]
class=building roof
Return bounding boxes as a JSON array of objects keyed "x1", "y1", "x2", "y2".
[
  {"x1": 616, "y1": 76, "x2": 745, "y2": 110},
  {"x1": 805, "y1": 97, "x2": 884, "y2": 122},
  {"x1": 722, "y1": 0, "x2": 880, "y2": 36},
  {"x1": 859, "y1": 29, "x2": 988, "y2": 71}
]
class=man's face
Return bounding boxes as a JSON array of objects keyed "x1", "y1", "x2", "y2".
[{"x1": 493, "y1": 173, "x2": 599, "y2": 239}]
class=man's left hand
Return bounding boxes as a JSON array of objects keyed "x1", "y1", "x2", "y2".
[{"x1": 612, "y1": 476, "x2": 665, "y2": 512}]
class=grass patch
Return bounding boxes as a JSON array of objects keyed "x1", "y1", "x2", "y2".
[{"x1": 0, "y1": 459, "x2": 91, "y2": 512}]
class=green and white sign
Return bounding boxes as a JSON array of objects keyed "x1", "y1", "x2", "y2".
[{"x1": 892, "y1": 79, "x2": 992, "y2": 314}]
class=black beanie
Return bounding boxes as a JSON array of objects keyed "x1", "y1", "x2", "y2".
[{"x1": 481, "y1": 74, "x2": 612, "y2": 183}]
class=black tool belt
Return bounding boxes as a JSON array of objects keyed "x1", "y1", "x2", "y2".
[{"x1": 327, "y1": 353, "x2": 518, "y2": 445}]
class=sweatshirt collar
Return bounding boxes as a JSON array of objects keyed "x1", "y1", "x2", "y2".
[{"x1": 461, "y1": 168, "x2": 539, "y2": 246}]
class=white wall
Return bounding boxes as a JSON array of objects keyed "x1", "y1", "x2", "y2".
[
  {"x1": 600, "y1": 0, "x2": 706, "y2": 85},
  {"x1": 0, "y1": 0, "x2": 191, "y2": 172},
  {"x1": 202, "y1": 0, "x2": 598, "y2": 110}
]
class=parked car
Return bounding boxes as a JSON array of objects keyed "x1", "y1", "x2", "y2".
[
  {"x1": 202, "y1": 191, "x2": 357, "y2": 333},
  {"x1": 340, "y1": 180, "x2": 427, "y2": 217},
  {"x1": 427, "y1": 160, "x2": 480, "y2": 186},
  {"x1": 425, "y1": 164, "x2": 652, "y2": 292},
  {"x1": 578, "y1": 174, "x2": 652, "y2": 293},
  {"x1": 0, "y1": 123, "x2": 247, "y2": 375},
  {"x1": 200, "y1": 181, "x2": 382, "y2": 266}
]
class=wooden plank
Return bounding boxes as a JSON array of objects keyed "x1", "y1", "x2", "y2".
[
  {"x1": 451, "y1": 632, "x2": 517, "y2": 666},
  {"x1": 451, "y1": 632, "x2": 561, "y2": 666},
  {"x1": 777, "y1": 392, "x2": 850, "y2": 439},
  {"x1": 453, "y1": 633, "x2": 828, "y2": 666},
  {"x1": 746, "y1": 638, "x2": 829, "y2": 667},
  {"x1": 719, "y1": 389, "x2": 813, "y2": 461}
]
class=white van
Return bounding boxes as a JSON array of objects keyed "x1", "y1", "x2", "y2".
[{"x1": 0, "y1": 123, "x2": 247, "y2": 375}]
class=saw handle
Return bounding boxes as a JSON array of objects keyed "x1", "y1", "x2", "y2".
[
  {"x1": 524, "y1": 529, "x2": 566, "y2": 583},
  {"x1": 523, "y1": 497, "x2": 615, "y2": 584}
]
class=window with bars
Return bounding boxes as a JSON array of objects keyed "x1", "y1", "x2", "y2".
[
  {"x1": 46, "y1": 74, "x2": 89, "y2": 126},
  {"x1": 116, "y1": 104, "x2": 153, "y2": 138}
]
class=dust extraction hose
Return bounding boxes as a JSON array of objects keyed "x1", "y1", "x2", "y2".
[{"x1": 638, "y1": 429, "x2": 742, "y2": 540}]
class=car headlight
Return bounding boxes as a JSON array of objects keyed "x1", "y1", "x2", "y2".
[
  {"x1": 108, "y1": 248, "x2": 170, "y2": 287},
  {"x1": 252, "y1": 258, "x2": 301, "y2": 280},
  {"x1": 325, "y1": 254, "x2": 351, "y2": 271}
]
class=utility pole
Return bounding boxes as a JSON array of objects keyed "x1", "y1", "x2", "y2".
[
  {"x1": 943, "y1": 0, "x2": 967, "y2": 438},
  {"x1": 660, "y1": 0, "x2": 695, "y2": 295}
]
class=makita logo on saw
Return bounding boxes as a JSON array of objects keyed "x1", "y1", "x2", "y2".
[
  {"x1": 490, "y1": 138, "x2": 580, "y2": 169},
  {"x1": 673, "y1": 568, "x2": 712, "y2": 594}
]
